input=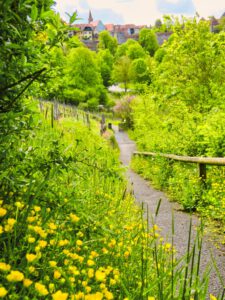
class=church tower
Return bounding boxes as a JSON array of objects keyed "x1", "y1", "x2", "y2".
[{"x1": 88, "y1": 10, "x2": 93, "y2": 24}]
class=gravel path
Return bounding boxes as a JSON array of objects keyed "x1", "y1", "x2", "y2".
[{"x1": 114, "y1": 127, "x2": 225, "y2": 298}]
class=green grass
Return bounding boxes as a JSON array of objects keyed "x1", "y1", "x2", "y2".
[{"x1": 0, "y1": 99, "x2": 218, "y2": 299}]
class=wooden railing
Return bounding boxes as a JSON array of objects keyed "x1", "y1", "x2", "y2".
[{"x1": 133, "y1": 151, "x2": 225, "y2": 182}]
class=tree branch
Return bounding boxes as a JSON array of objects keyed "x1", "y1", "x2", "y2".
[
  {"x1": 1, "y1": 68, "x2": 47, "y2": 113},
  {"x1": 0, "y1": 68, "x2": 47, "y2": 94}
]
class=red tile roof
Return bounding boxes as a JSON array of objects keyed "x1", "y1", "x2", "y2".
[
  {"x1": 105, "y1": 24, "x2": 114, "y2": 31},
  {"x1": 90, "y1": 20, "x2": 101, "y2": 27}
]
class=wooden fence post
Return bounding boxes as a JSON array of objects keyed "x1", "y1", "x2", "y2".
[
  {"x1": 51, "y1": 104, "x2": 54, "y2": 128},
  {"x1": 86, "y1": 113, "x2": 90, "y2": 128},
  {"x1": 199, "y1": 163, "x2": 206, "y2": 183}
]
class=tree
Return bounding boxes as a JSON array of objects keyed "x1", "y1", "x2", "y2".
[
  {"x1": 127, "y1": 43, "x2": 146, "y2": 60},
  {"x1": 112, "y1": 56, "x2": 132, "y2": 92},
  {"x1": 115, "y1": 39, "x2": 137, "y2": 59},
  {"x1": 153, "y1": 18, "x2": 225, "y2": 111},
  {"x1": 0, "y1": 1, "x2": 77, "y2": 112},
  {"x1": 98, "y1": 31, "x2": 118, "y2": 55},
  {"x1": 155, "y1": 19, "x2": 162, "y2": 29},
  {"x1": 139, "y1": 28, "x2": 159, "y2": 56},
  {"x1": 97, "y1": 49, "x2": 114, "y2": 87},
  {"x1": 63, "y1": 47, "x2": 106, "y2": 108},
  {"x1": 131, "y1": 58, "x2": 151, "y2": 83},
  {"x1": 215, "y1": 16, "x2": 225, "y2": 32}
]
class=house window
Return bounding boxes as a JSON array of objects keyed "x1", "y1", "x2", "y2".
[{"x1": 130, "y1": 28, "x2": 135, "y2": 35}]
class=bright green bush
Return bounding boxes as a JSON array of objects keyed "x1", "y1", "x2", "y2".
[{"x1": 0, "y1": 100, "x2": 213, "y2": 299}]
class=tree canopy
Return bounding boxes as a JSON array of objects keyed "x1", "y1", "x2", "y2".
[{"x1": 139, "y1": 28, "x2": 159, "y2": 56}]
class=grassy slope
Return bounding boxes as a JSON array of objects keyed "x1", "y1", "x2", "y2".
[{"x1": 0, "y1": 100, "x2": 212, "y2": 299}]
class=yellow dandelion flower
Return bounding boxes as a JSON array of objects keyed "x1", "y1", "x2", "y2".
[
  {"x1": 87, "y1": 259, "x2": 95, "y2": 267},
  {"x1": 100, "y1": 283, "x2": 106, "y2": 290},
  {"x1": 52, "y1": 290, "x2": 68, "y2": 300},
  {"x1": 82, "y1": 281, "x2": 88, "y2": 287},
  {"x1": 104, "y1": 290, "x2": 114, "y2": 300},
  {"x1": 7, "y1": 218, "x2": 16, "y2": 226},
  {"x1": 76, "y1": 240, "x2": 83, "y2": 246},
  {"x1": 90, "y1": 251, "x2": 98, "y2": 258},
  {"x1": 0, "y1": 226, "x2": 3, "y2": 234},
  {"x1": 0, "y1": 262, "x2": 11, "y2": 272},
  {"x1": 85, "y1": 286, "x2": 92, "y2": 293},
  {"x1": 0, "y1": 287, "x2": 7, "y2": 298},
  {"x1": 23, "y1": 278, "x2": 33, "y2": 287},
  {"x1": 35, "y1": 246, "x2": 41, "y2": 253},
  {"x1": 70, "y1": 213, "x2": 80, "y2": 223},
  {"x1": 28, "y1": 266, "x2": 35, "y2": 273},
  {"x1": 78, "y1": 256, "x2": 84, "y2": 263},
  {"x1": 124, "y1": 251, "x2": 130, "y2": 258},
  {"x1": 58, "y1": 239, "x2": 69, "y2": 247},
  {"x1": 28, "y1": 237, "x2": 35, "y2": 243},
  {"x1": 88, "y1": 269, "x2": 94, "y2": 278},
  {"x1": 113, "y1": 269, "x2": 119, "y2": 275},
  {"x1": 7, "y1": 270, "x2": 24, "y2": 282},
  {"x1": 50, "y1": 239, "x2": 56, "y2": 246},
  {"x1": 35, "y1": 282, "x2": 48, "y2": 296},
  {"x1": 84, "y1": 292, "x2": 103, "y2": 300},
  {"x1": 210, "y1": 295, "x2": 217, "y2": 300},
  {"x1": 75, "y1": 292, "x2": 85, "y2": 299},
  {"x1": 153, "y1": 225, "x2": 159, "y2": 231},
  {"x1": 165, "y1": 243, "x2": 171, "y2": 250},
  {"x1": 34, "y1": 206, "x2": 41, "y2": 212},
  {"x1": 49, "y1": 283, "x2": 55, "y2": 293},
  {"x1": 27, "y1": 216, "x2": 36, "y2": 223},
  {"x1": 0, "y1": 208, "x2": 7, "y2": 217},
  {"x1": 26, "y1": 253, "x2": 37, "y2": 263},
  {"x1": 110, "y1": 279, "x2": 116, "y2": 286},
  {"x1": 60, "y1": 278, "x2": 65, "y2": 284},
  {"x1": 15, "y1": 201, "x2": 23, "y2": 209},
  {"x1": 95, "y1": 270, "x2": 106, "y2": 282},
  {"x1": 148, "y1": 297, "x2": 155, "y2": 300},
  {"x1": 39, "y1": 240, "x2": 47, "y2": 248},
  {"x1": 108, "y1": 239, "x2": 116, "y2": 248},
  {"x1": 102, "y1": 248, "x2": 108, "y2": 254},
  {"x1": 48, "y1": 223, "x2": 57, "y2": 230},
  {"x1": 53, "y1": 270, "x2": 61, "y2": 279}
]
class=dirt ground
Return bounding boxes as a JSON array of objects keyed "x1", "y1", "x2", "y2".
[{"x1": 115, "y1": 127, "x2": 225, "y2": 298}]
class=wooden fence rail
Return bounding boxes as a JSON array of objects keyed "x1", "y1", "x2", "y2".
[{"x1": 133, "y1": 151, "x2": 225, "y2": 182}]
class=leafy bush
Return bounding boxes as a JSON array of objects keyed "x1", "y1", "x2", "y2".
[{"x1": 0, "y1": 100, "x2": 213, "y2": 299}]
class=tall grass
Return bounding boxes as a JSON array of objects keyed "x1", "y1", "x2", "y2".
[{"x1": 0, "y1": 99, "x2": 217, "y2": 299}]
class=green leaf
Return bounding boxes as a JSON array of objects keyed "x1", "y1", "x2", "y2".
[
  {"x1": 69, "y1": 11, "x2": 77, "y2": 25},
  {"x1": 30, "y1": 4, "x2": 38, "y2": 21}
]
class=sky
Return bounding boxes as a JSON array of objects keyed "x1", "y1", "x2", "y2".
[{"x1": 55, "y1": 0, "x2": 225, "y2": 25}]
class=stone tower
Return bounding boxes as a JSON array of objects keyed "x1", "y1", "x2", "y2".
[{"x1": 88, "y1": 10, "x2": 93, "y2": 24}]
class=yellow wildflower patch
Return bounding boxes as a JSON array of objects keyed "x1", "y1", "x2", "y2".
[
  {"x1": 52, "y1": 290, "x2": 68, "y2": 300},
  {"x1": 6, "y1": 270, "x2": 24, "y2": 282}
]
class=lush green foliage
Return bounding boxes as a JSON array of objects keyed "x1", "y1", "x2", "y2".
[
  {"x1": 112, "y1": 56, "x2": 132, "y2": 92},
  {"x1": 130, "y1": 18, "x2": 225, "y2": 240},
  {"x1": 0, "y1": 100, "x2": 213, "y2": 299},
  {"x1": 97, "y1": 50, "x2": 114, "y2": 87},
  {"x1": 139, "y1": 28, "x2": 159, "y2": 56},
  {"x1": 98, "y1": 31, "x2": 118, "y2": 55},
  {"x1": 0, "y1": 4, "x2": 223, "y2": 298}
]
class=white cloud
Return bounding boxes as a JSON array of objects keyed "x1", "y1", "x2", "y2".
[
  {"x1": 193, "y1": 0, "x2": 225, "y2": 18},
  {"x1": 55, "y1": 0, "x2": 225, "y2": 25}
]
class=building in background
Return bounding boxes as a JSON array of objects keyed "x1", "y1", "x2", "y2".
[
  {"x1": 71, "y1": 11, "x2": 147, "y2": 50},
  {"x1": 70, "y1": 11, "x2": 225, "y2": 51}
]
